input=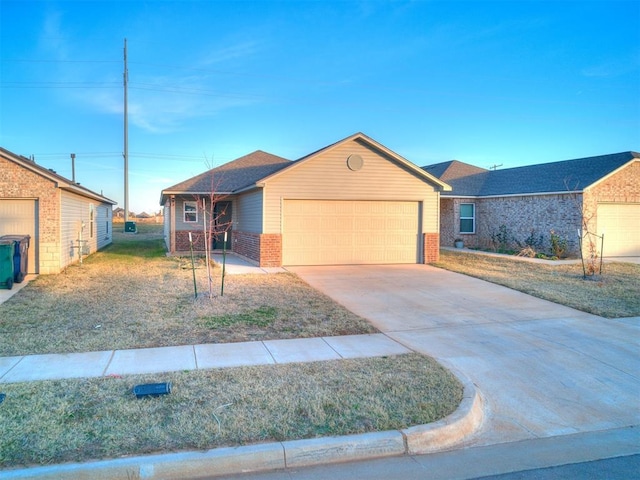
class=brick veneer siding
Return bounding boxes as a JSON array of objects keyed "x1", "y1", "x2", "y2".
[
  {"x1": 439, "y1": 198, "x2": 457, "y2": 247},
  {"x1": 0, "y1": 156, "x2": 62, "y2": 274},
  {"x1": 440, "y1": 195, "x2": 583, "y2": 256},
  {"x1": 423, "y1": 232, "x2": 440, "y2": 263},
  {"x1": 233, "y1": 231, "x2": 283, "y2": 267},
  {"x1": 233, "y1": 231, "x2": 260, "y2": 263},
  {"x1": 475, "y1": 194, "x2": 583, "y2": 255},
  {"x1": 583, "y1": 161, "x2": 640, "y2": 234},
  {"x1": 259, "y1": 234, "x2": 282, "y2": 267},
  {"x1": 175, "y1": 230, "x2": 208, "y2": 252}
]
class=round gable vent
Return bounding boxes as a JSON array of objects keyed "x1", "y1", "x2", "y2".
[{"x1": 347, "y1": 154, "x2": 363, "y2": 171}]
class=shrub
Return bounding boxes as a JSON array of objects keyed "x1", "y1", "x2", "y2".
[
  {"x1": 549, "y1": 230, "x2": 568, "y2": 258},
  {"x1": 490, "y1": 225, "x2": 511, "y2": 253}
]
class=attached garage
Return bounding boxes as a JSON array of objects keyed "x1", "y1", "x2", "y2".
[
  {"x1": 283, "y1": 200, "x2": 420, "y2": 265},
  {"x1": 597, "y1": 203, "x2": 640, "y2": 257},
  {"x1": 0, "y1": 199, "x2": 38, "y2": 274}
]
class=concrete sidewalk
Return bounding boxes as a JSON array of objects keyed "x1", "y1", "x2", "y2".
[
  {"x1": 0, "y1": 333, "x2": 485, "y2": 480},
  {"x1": 0, "y1": 333, "x2": 411, "y2": 383}
]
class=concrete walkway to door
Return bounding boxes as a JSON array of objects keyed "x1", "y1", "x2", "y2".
[{"x1": 289, "y1": 264, "x2": 640, "y2": 447}]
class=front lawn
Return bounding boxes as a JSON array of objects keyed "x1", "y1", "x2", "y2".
[
  {"x1": 0, "y1": 225, "x2": 376, "y2": 357},
  {"x1": 434, "y1": 249, "x2": 640, "y2": 318},
  {"x1": 0, "y1": 225, "x2": 463, "y2": 469}
]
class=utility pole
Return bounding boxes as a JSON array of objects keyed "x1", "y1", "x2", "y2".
[{"x1": 123, "y1": 38, "x2": 129, "y2": 223}]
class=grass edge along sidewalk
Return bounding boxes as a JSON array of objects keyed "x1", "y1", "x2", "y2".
[{"x1": 0, "y1": 353, "x2": 466, "y2": 470}]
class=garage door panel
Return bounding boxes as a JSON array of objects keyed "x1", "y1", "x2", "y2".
[
  {"x1": 597, "y1": 203, "x2": 640, "y2": 257},
  {"x1": 283, "y1": 200, "x2": 419, "y2": 265},
  {"x1": 0, "y1": 199, "x2": 38, "y2": 274}
]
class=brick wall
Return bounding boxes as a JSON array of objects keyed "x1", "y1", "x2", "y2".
[
  {"x1": 175, "y1": 230, "x2": 208, "y2": 252},
  {"x1": 475, "y1": 194, "x2": 582, "y2": 255},
  {"x1": 233, "y1": 231, "x2": 283, "y2": 266},
  {"x1": 0, "y1": 157, "x2": 62, "y2": 273},
  {"x1": 234, "y1": 231, "x2": 260, "y2": 263},
  {"x1": 423, "y1": 232, "x2": 440, "y2": 263},
  {"x1": 584, "y1": 161, "x2": 640, "y2": 234},
  {"x1": 440, "y1": 195, "x2": 583, "y2": 255},
  {"x1": 439, "y1": 198, "x2": 456, "y2": 247},
  {"x1": 259, "y1": 234, "x2": 282, "y2": 267}
]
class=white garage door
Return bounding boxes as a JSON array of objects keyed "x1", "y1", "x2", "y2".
[
  {"x1": 597, "y1": 203, "x2": 640, "y2": 257},
  {"x1": 0, "y1": 199, "x2": 38, "y2": 274},
  {"x1": 283, "y1": 200, "x2": 420, "y2": 265}
]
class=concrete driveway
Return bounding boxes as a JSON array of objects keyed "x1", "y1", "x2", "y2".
[{"x1": 290, "y1": 264, "x2": 640, "y2": 447}]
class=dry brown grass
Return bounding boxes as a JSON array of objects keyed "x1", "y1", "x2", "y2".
[
  {"x1": 0, "y1": 354, "x2": 462, "y2": 468},
  {"x1": 434, "y1": 250, "x2": 640, "y2": 318},
  {"x1": 0, "y1": 225, "x2": 376, "y2": 356},
  {"x1": 0, "y1": 225, "x2": 466, "y2": 470}
]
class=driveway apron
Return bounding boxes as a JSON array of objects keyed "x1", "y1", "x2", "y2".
[{"x1": 289, "y1": 264, "x2": 640, "y2": 446}]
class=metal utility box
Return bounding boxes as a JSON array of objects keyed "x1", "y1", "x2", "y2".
[
  {"x1": 0, "y1": 240, "x2": 15, "y2": 289},
  {"x1": 0, "y1": 235, "x2": 30, "y2": 283},
  {"x1": 124, "y1": 221, "x2": 137, "y2": 233}
]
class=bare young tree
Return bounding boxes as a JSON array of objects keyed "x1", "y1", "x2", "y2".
[
  {"x1": 191, "y1": 161, "x2": 232, "y2": 299},
  {"x1": 565, "y1": 179, "x2": 604, "y2": 278}
]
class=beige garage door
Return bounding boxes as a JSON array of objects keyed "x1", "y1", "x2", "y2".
[
  {"x1": 0, "y1": 199, "x2": 38, "y2": 274},
  {"x1": 597, "y1": 203, "x2": 640, "y2": 257},
  {"x1": 283, "y1": 200, "x2": 420, "y2": 265}
]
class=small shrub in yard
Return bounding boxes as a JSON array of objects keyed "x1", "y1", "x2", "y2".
[
  {"x1": 549, "y1": 230, "x2": 568, "y2": 258},
  {"x1": 490, "y1": 224, "x2": 511, "y2": 253},
  {"x1": 520, "y1": 229, "x2": 545, "y2": 251}
]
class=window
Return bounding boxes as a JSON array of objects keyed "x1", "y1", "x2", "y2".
[
  {"x1": 184, "y1": 201, "x2": 198, "y2": 223},
  {"x1": 460, "y1": 203, "x2": 475, "y2": 233}
]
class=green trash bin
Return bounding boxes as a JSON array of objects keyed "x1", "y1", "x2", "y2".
[
  {"x1": 0, "y1": 235, "x2": 30, "y2": 283},
  {"x1": 124, "y1": 221, "x2": 137, "y2": 233},
  {"x1": 0, "y1": 240, "x2": 14, "y2": 290}
]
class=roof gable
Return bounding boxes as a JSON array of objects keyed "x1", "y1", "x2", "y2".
[
  {"x1": 0, "y1": 146, "x2": 117, "y2": 204},
  {"x1": 259, "y1": 132, "x2": 451, "y2": 191},
  {"x1": 425, "y1": 151, "x2": 639, "y2": 197}
]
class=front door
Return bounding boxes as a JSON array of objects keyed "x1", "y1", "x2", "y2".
[{"x1": 212, "y1": 202, "x2": 232, "y2": 250}]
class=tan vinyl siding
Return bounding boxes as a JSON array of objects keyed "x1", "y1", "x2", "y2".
[
  {"x1": 263, "y1": 139, "x2": 439, "y2": 233},
  {"x1": 61, "y1": 191, "x2": 96, "y2": 269},
  {"x1": 236, "y1": 190, "x2": 262, "y2": 233},
  {"x1": 96, "y1": 205, "x2": 112, "y2": 249}
]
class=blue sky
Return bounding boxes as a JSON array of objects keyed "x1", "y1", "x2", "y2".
[{"x1": 1, "y1": 0, "x2": 638, "y2": 214}]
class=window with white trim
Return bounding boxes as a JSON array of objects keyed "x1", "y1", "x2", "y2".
[
  {"x1": 460, "y1": 203, "x2": 475, "y2": 234},
  {"x1": 183, "y1": 201, "x2": 198, "y2": 223}
]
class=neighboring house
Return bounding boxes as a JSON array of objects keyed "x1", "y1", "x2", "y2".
[
  {"x1": 160, "y1": 133, "x2": 451, "y2": 266},
  {"x1": 423, "y1": 151, "x2": 640, "y2": 257},
  {"x1": 0, "y1": 147, "x2": 117, "y2": 274}
]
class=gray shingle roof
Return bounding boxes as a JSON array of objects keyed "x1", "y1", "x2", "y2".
[
  {"x1": 423, "y1": 151, "x2": 639, "y2": 197},
  {"x1": 162, "y1": 150, "x2": 291, "y2": 195}
]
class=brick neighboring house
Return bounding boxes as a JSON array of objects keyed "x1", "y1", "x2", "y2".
[
  {"x1": 0, "y1": 147, "x2": 117, "y2": 274},
  {"x1": 160, "y1": 132, "x2": 450, "y2": 266},
  {"x1": 424, "y1": 151, "x2": 640, "y2": 257}
]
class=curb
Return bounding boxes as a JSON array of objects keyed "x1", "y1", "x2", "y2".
[{"x1": 3, "y1": 376, "x2": 484, "y2": 479}]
